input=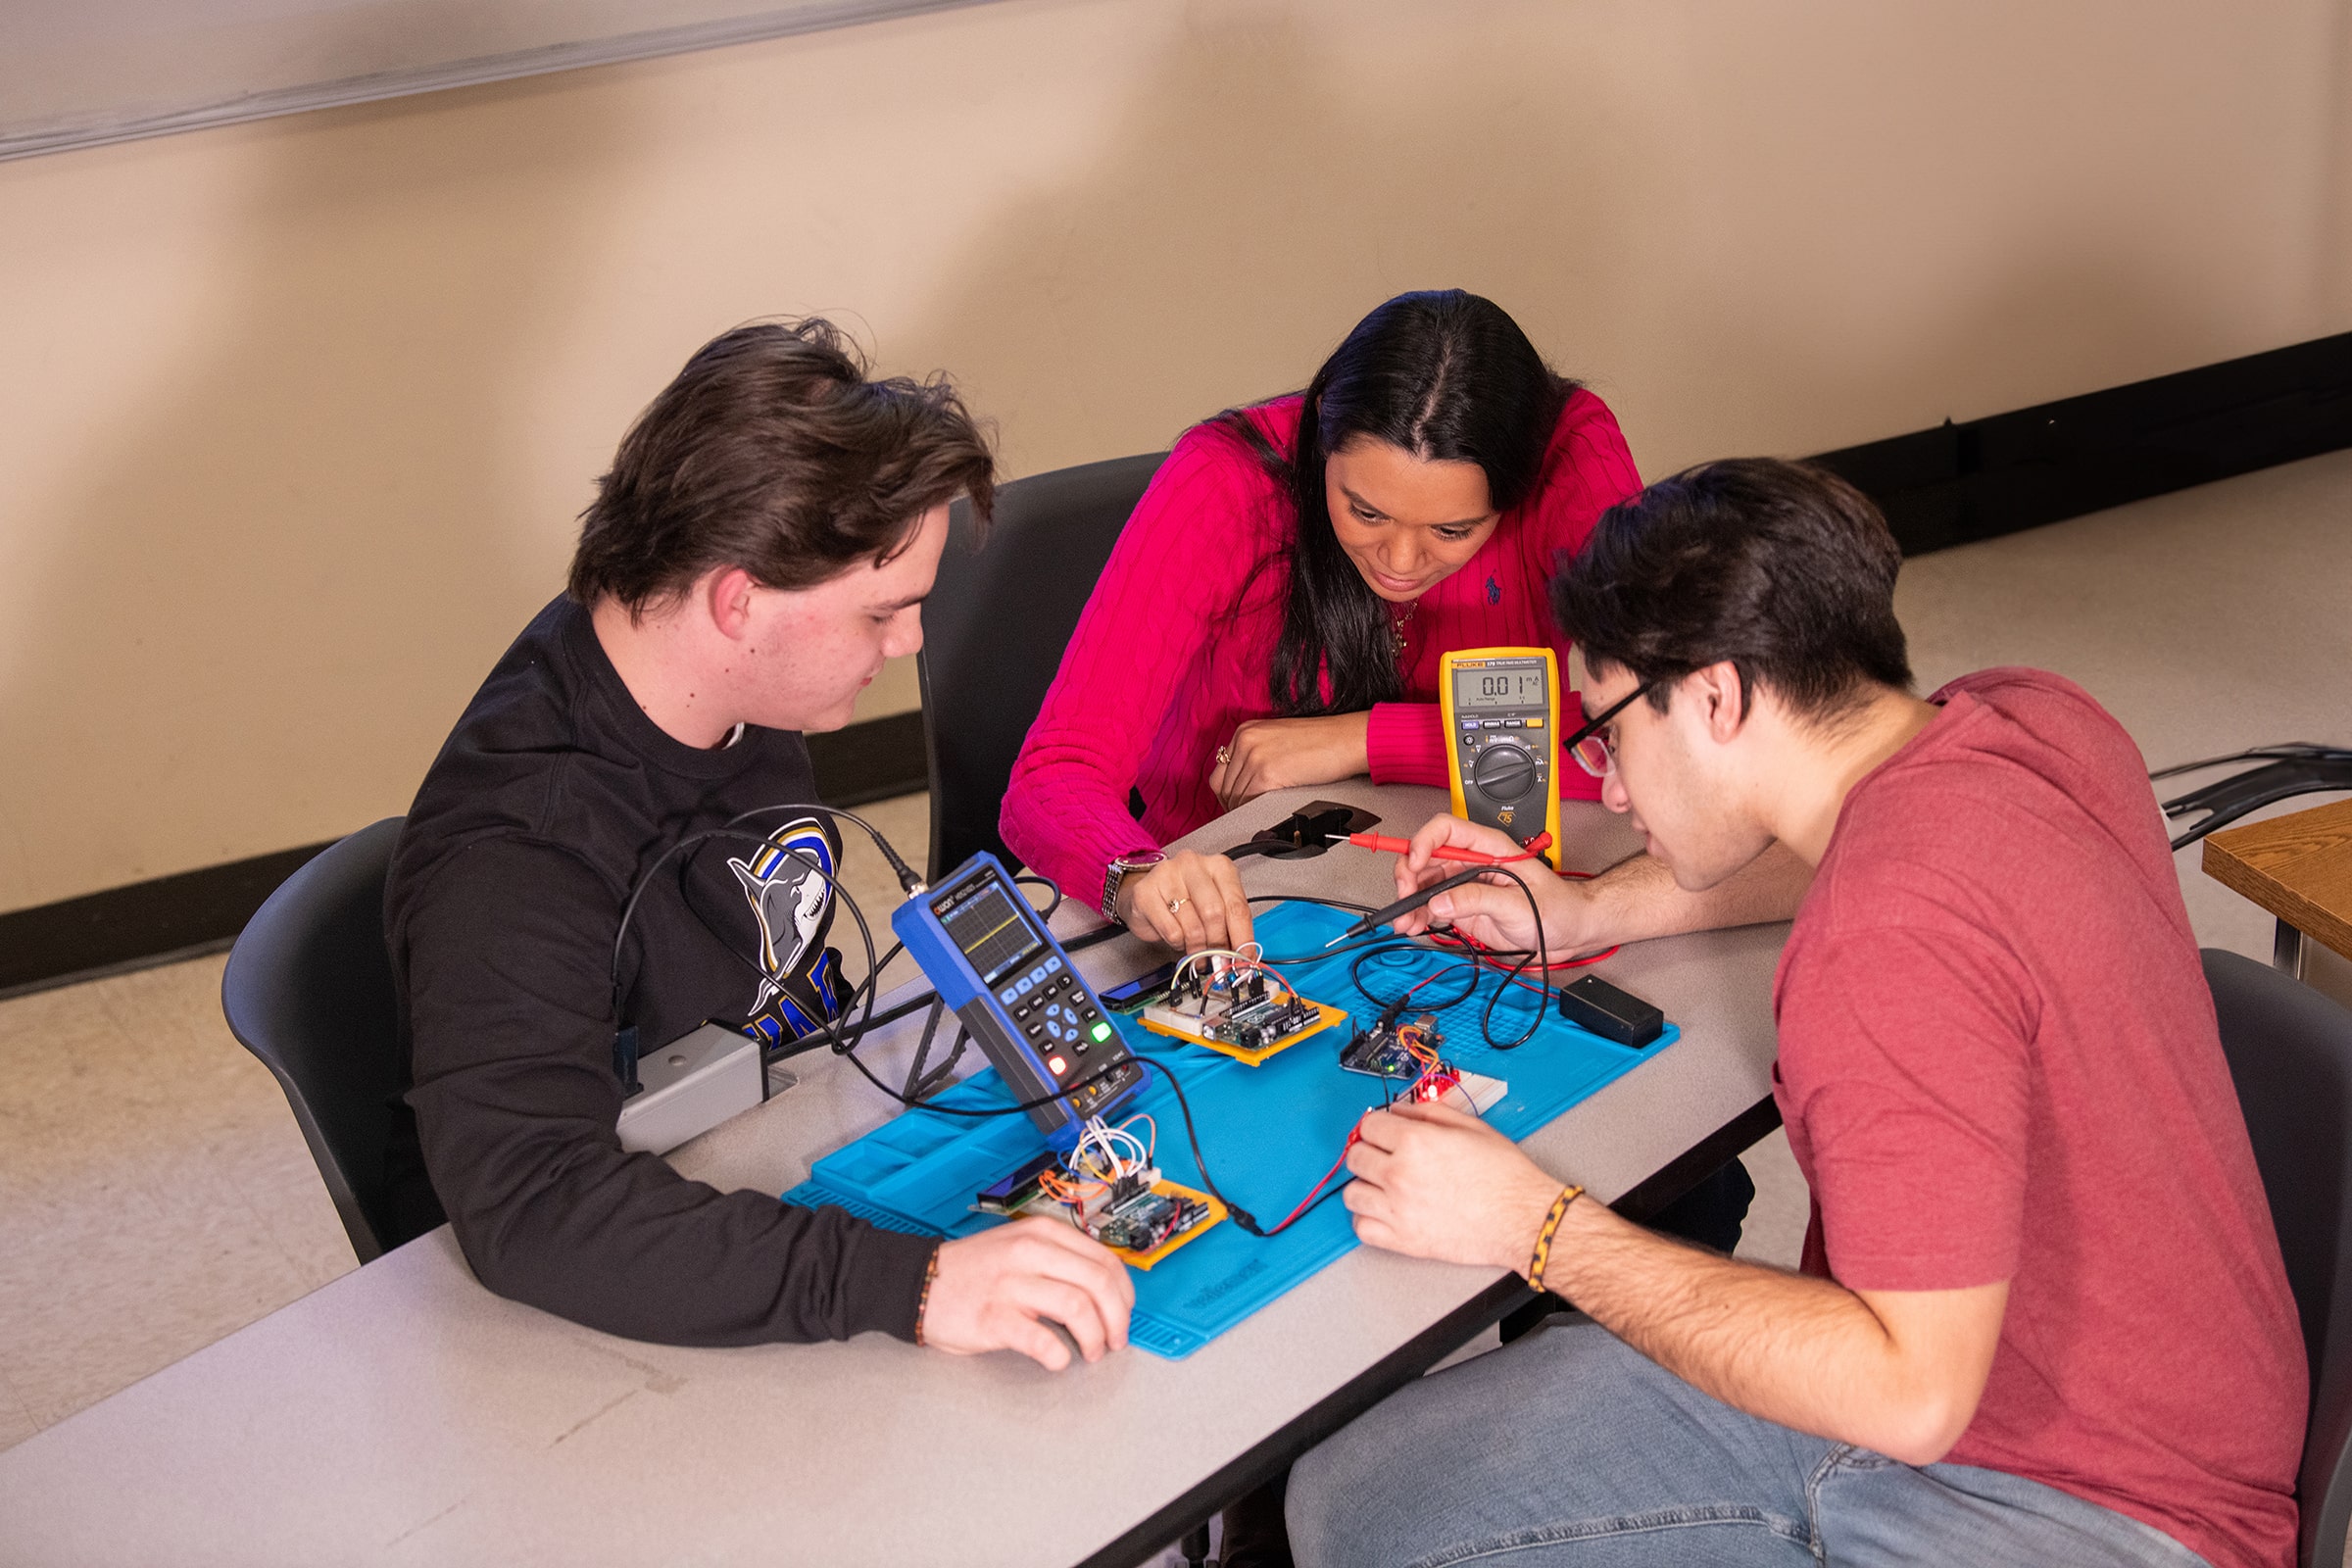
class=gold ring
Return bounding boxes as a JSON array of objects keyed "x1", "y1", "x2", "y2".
[
  {"x1": 1215, "y1": 745, "x2": 1232, "y2": 766},
  {"x1": 1168, "y1": 897, "x2": 1188, "y2": 916}
]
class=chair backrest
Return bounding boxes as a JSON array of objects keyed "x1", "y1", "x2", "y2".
[
  {"x1": 2203, "y1": 947, "x2": 2352, "y2": 1568},
  {"x1": 918, "y1": 450, "x2": 1167, "y2": 881},
  {"x1": 220, "y1": 817, "x2": 409, "y2": 1263}
]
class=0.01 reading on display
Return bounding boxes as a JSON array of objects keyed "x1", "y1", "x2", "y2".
[{"x1": 1454, "y1": 670, "x2": 1547, "y2": 709}]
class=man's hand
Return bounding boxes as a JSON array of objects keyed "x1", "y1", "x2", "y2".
[
  {"x1": 1209, "y1": 713, "x2": 1372, "y2": 811},
  {"x1": 919, "y1": 1218, "x2": 1135, "y2": 1371},
  {"x1": 1117, "y1": 850, "x2": 1253, "y2": 952},
  {"x1": 1388, "y1": 815, "x2": 1605, "y2": 958},
  {"x1": 1388, "y1": 814, "x2": 1812, "y2": 956},
  {"x1": 1342, "y1": 1101, "x2": 1566, "y2": 1273}
]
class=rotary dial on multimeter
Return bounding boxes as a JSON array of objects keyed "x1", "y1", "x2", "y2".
[{"x1": 1438, "y1": 648, "x2": 1563, "y2": 870}]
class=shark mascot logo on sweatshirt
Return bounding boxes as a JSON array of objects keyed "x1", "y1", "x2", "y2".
[{"x1": 728, "y1": 816, "x2": 850, "y2": 1049}]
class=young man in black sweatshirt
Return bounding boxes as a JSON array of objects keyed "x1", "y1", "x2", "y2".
[{"x1": 383, "y1": 320, "x2": 1132, "y2": 1369}]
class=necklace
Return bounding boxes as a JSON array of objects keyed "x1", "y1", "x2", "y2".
[{"x1": 1390, "y1": 599, "x2": 1418, "y2": 657}]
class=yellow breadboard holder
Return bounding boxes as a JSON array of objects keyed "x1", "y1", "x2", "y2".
[
  {"x1": 1108, "y1": 1179, "x2": 1227, "y2": 1271},
  {"x1": 1138, "y1": 1001, "x2": 1349, "y2": 1066}
]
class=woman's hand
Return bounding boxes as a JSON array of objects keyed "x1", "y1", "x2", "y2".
[
  {"x1": 1209, "y1": 713, "x2": 1372, "y2": 810},
  {"x1": 1115, "y1": 850, "x2": 1254, "y2": 952}
]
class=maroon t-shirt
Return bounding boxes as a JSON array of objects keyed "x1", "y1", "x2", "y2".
[{"x1": 1773, "y1": 668, "x2": 2304, "y2": 1568}]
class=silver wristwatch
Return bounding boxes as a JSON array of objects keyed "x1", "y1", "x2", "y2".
[{"x1": 1102, "y1": 848, "x2": 1166, "y2": 923}]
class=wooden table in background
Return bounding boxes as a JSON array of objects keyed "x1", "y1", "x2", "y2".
[{"x1": 2203, "y1": 796, "x2": 2352, "y2": 978}]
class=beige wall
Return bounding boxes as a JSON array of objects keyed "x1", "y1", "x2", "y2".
[{"x1": 2, "y1": 0, "x2": 2348, "y2": 911}]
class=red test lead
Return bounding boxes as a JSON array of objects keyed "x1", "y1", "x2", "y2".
[{"x1": 1347, "y1": 830, "x2": 1552, "y2": 866}]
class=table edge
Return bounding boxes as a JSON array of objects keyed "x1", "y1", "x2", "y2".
[{"x1": 1074, "y1": 1095, "x2": 1784, "y2": 1568}]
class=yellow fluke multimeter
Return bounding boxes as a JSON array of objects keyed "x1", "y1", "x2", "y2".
[{"x1": 1438, "y1": 648, "x2": 1562, "y2": 870}]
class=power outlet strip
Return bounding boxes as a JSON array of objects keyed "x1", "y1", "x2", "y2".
[{"x1": 616, "y1": 1022, "x2": 763, "y2": 1154}]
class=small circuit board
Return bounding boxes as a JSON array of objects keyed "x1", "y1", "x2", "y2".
[
  {"x1": 971, "y1": 1152, "x2": 1225, "y2": 1270},
  {"x1": 1339, "y1": 1012, "x2": 1444, "y2": 1082},
  {"x1": 1085, "y1": 1177, "x2": 1225, "y2": 1268},
  {"x1": 1338, "y1": 1014, "x2": 1505, "y2": 1113},
  {"x1": 1139, "y1": 956, "x2": 1346, "y2": 1065},
  {"x1": 1407, "y1": 1066, "x2": 1508, "y2": 1116}
]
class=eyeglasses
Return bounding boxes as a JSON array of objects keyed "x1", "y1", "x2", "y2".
[{"x1": 1562, "y1": 681, "x2": 1656, "y2": 779}]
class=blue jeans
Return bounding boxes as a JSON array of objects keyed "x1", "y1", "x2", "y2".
[{"x1": 1287, "y1": 1320, "x2": 2209, "y2": 1568}]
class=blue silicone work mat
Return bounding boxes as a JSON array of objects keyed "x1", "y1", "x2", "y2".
[{"x1": 781, "y1": 899, "x2": 1678, "y2": 1358}]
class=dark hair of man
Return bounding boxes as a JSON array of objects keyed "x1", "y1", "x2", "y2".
[
  {"x1": 568, "y1": 319, "x2": 995, "y2": 614},
  {"x1": 1211, "y1": 290, "x2": 1576, "y2": 715},
  {"x1": 1551, "y1": 458, "x2": 1914, "y2": 725}
]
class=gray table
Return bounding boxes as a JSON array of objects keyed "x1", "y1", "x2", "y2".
[{"x1": 0, "y1": 782, "x2": 1787, "y2": 1568}]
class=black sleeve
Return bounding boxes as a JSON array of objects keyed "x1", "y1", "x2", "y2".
[{"x1": 399, "y1": 837, "x2": 938, "y2": 1347}]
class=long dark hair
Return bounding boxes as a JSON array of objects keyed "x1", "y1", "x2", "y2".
[{"x1": 1214, "y1": 290, "x2": 1575, "y2": 715}]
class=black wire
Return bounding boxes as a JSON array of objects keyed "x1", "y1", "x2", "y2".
[
  {"x1": 901, "y1": 1000, "x2": 956, "y2": 1102},
  {"x1": 844, "y1": 923, "x2": 1130, "y2": 1040},
  {"x1": 1349, "y1": 942, "x2": 1481, "y2": 1016},
  {"x1": 722, "y1": 802, "x2": 926, "y2": 893},
  {"x1": 1147, "y1": 1059, "x2": 1270, "y2": 1236},
  {"x1": 611, "y1": 801, "x2": 932, "y2": 1066},
  {"x1": 612, "y1": 801, "x2": 1110, "y2": 1070},
  {"x1": 828, "y1": 1033, "x2": 1145, "y2": 1120},
  {"x1": 2149, "y1": 743, "x2": 2352, "y2": 781},
  {"x1": 1256, "y1": 928, "x2": 1427, "y2": 965},
  {"x1": 1255, "y1": 871, "x2": 1552, "y2": 1052},
  {"x1": 1369, "y1": 864, "x2": 1551, "y2": 1051},
  {"x1": 610, "y1": 827, "x2": 888, "y2": 1066},
  {"x1": 1014, "y1": 873, "x2": 1064, "y2": 923},
  {"x1": 608, "y1": 806, "x2": 1532, "y2": 1224}
]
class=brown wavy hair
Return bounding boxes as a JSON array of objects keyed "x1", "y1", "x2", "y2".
[{"x1": 569, "y1": 319, "x2": 995, "y2": 614}]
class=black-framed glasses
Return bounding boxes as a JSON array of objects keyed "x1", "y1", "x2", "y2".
[{"x1": 1563, "y1": 681, "x2": 1657, "y2": 780}]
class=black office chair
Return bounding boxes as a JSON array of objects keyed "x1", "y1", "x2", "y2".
[
  {"x1": 919, "y1": 451, "x2": 1167, "y2": 881},
  {"x1": 221, "y1": 816, "x2": 416, "y2": 1264},
  {"x1": 2204, "y1": 948, "x2": 2352, "y2": 1567}
]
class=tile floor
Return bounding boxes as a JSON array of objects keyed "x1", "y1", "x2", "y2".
[{"x1": 2, "y1": 449, "x2": 2347, "y2": 1466}]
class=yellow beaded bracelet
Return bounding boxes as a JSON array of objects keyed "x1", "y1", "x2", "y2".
[
  {"x1": 1524, "y1": 1185, "x2": 1584, "y2": 1296},
  {"x1": 911, "y1": 1247, "x2": 942, "y2": 1347}
]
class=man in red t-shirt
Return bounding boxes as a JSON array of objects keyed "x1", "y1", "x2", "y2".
[{"x1": 1285, "y1": 459, "x2": 2304, "y2": 1567}]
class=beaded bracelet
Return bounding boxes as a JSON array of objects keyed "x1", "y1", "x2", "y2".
[
  {"x1": 911, "y1": 1248, "x2": 942, "y2": 1347},
  {"x1": 1524, "y1": 1185, "x2": 1584, "y2": 1296}
]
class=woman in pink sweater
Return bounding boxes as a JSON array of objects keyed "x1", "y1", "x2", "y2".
[{"x1": 1001, "y1": 291, "x2": 1643, "y2": 950}]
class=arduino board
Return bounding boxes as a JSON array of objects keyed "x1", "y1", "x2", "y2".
[
  {"x1": 1338, "y1": 1013, "x2": 1506, "y2": 1113},
  {"x1": 971, "y1": 1151, "x2": 1225, "y2": 1270},
  {"x1": 1139, "y1": 955, "x2": 1345, "y2": 1066}
]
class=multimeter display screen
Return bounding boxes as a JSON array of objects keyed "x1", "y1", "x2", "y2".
[
  {"x1": 1453, "y1": 667, "x2": 1547, "y2": 709},
  {"x1": 935, "y1": 873, "x2": 1043, "y2": 986}
]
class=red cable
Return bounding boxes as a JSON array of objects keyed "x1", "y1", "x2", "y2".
[
  {"x1": 1347, "y1": 829, "x2": 1553, "y2": 865},
  {"x1": 1431, "y1": 926, "x2": 1618, "y2": 970},
  {"x1": 1263, "y1": 1131, "x2": 1360, "y2": 1235}
]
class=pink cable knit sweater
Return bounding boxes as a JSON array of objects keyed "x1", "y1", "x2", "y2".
[{"x1": 1001, "y1": 389, "x2": 1643, "y2": 912}]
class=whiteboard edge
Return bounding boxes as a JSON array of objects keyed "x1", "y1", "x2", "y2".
[{"x1": 0, "y1": 0, "x2": 1002, "y2": 164}]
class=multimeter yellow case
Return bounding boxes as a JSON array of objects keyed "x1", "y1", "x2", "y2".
[{"x1": 1438, "y1": 648, "x2": 1562, "y2": 870}]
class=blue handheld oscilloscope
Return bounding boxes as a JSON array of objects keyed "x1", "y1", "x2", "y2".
[{"x1": 891, "y1": 853, "x2": 1148, "y2": 1142}]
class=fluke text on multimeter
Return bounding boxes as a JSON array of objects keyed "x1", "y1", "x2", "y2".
[{"x1": 1437, "y1": 648, "x2": 1562, "y2": 869}]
